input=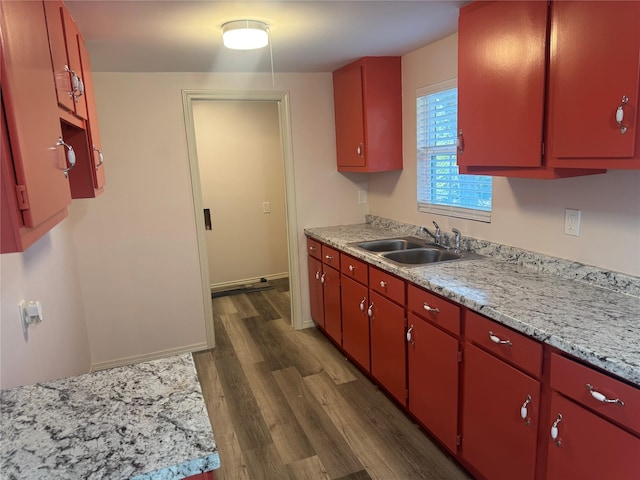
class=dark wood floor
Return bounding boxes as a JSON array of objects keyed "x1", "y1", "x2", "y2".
[{"x1": 193, "y1": 279, "x2": 472, "y2": 480}]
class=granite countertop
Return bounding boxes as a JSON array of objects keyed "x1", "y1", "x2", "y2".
[
  {"x1": 305, "y1": 221, "x2": 640, "y2": 387},
  {"x1": 0, "y1": 354, "x2": 219, "y2": 480}
]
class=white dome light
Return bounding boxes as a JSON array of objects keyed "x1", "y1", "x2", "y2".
[{"x1": 222, "y1": 20, "x2": 269, "y2": 50}]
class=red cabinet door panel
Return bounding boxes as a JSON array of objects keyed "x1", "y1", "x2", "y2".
[
  {"x1": 462, "y1": 342, "x2": 540, "y2": 480},
  {"x1": 407, "y1": 284, "x2": 460, "y2": 336},
  {"x1": 370, "y1": 291, "x2": 406, "y2": 404},
  {"x1": 341, "y1": 276, "x2": 370, "y2": 372},
  {"x1": 548, "y1": 1, "x2": 640, "y2": 162},
  {"x1": 407, "y1": 313, "x2": 459, "y2": 452},
  {"x1": 307, "y1": 238, "x2": 322, "y2": 260},
  {"x1": 334, "y1": 64, "x2": 365, "y2": 168},
  {"x1": 321, "y1": 244, "x2": 340, "y2": 270},
  {"x1": 546, "y1": 392, "x2": 640, "y2": 480},
  {"x1": 307, "y1": 256, "x2": 324, "y2": 327},
  {"x1": 369, "y1": 267, "x2": 405, "y2": 305},
  {"x1": 323, "y1": 265, "x2": 341, "y2": 345},
  {"x1": 457, "y1": 1, "x2": 547, "y2": 168},
  {"x1": 340, "y1": 253, "x2": 368, "y2": 285},
  {"x1": 43, "y1": 0, "x2": 75, "y2": 112}
]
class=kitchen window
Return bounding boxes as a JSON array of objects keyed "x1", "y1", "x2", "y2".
[{"x1": 417, "y1": 79, "x2": 492, "y2": 222}]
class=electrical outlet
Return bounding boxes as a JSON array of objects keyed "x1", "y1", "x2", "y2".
[
  {"x1": 564, "y1": 209, "x2": 581, "y2": 236},
  {"x1": 262, "y1": 201, "x2": 271, "y2": 214},
  {"x1": 358, "y1": 190, "x2": 368, "y2": 204}
]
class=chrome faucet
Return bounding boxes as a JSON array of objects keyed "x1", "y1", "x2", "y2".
[
  {"x1": 432, "y1": 221, "x2": 441, "y2": 246},
  {"x1": 452, "y1": 228, "x2": 461, "y2": 253}
]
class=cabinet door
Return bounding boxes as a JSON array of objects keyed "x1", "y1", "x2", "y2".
[
  {"x1": 407, "y1": 313, "x2": 459, "y2": 453},
  {"x1": 43, "y1": 0, "x2": 75, "y2": 112},
  {"x1": 0, "y1": 0, "x2": 71, "y2": 229},
  {"x1": 546, "y1": 392, "x2": 640, "y2": 480},
  {"x1": 78, "y1": 34, "x2": 106, "y2": 191},
  {"x1": 369, "y1": 291, "x2": 406, "y2": 404},
  {"x1": 457, "y1": 1, "x2": 547, "y2": 168},
  {"x1": 322, "y1": 265, "x2": 341, "y2": 345},
  {"x1": 341, "y1": 276, "x2": 370, "y2": 372},
  {"x1": 333, "y1": 63, "x2": 365, "y2": 168},
  {"x1": 548, "y1": 1, "x2": 640, "y2": 168},
  {"x1": 307, "y1": 256, "x2": 324, "y2": 327},
  {"x1": 462, "y1": 342, "x2": 540, "y2": 480}
]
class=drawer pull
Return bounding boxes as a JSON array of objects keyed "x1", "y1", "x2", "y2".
[
  {"x1": 309, "y1": 246, "x2": 316, "y2": 252},
  {"x1": 489, "y1": 331, "x2": 512, "y2": 346},
  {"x1": 325, "y1": 255, "x2": 334, "y2": 261},
  {"x1": 616, "y1": 95, "x2": 629, "y2": 135},
  {"x1": 550, "y1": 413, "x2": 563, "y2": 447},
  {"x1": 349, "y1": 264, "x2": 356, "y2": 272},
  {"x1": 586, "y1": 384, "x2": 625, "y2": 406},
  {"x1": 406, "y1": 325, "x2": 414, "y2": 346},
  {"x1": 379, "y1": 280, "x2": 387, "y2": 288},
  {"x1": 359, "y1": 298, "x2": 366, "y2": 312},
  {"x1": 423, "y1": 303, "x2": 440, "y2": 313},
  {"x1": 520, "y1": 395, "x2": 532, "y2": 426}
]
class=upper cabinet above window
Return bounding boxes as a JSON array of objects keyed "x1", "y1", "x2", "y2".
[
  {"x1": 333, "y1": 57, "x2": 403, "y2": 173},
  {"x1": 457, "y1": 1, "x2": 640, "y2": 178}
]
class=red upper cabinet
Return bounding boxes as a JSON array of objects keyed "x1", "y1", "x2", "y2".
[
  {"x1": 457, "y1": 1, "x2": 547, "y2": 169},
  {"x1": 1, "y1": 0, "x2": 71, "y2": 253},
  {"x1": 547, "y1": 1, "x2": 640, "y2": 170},
  {"x1": 333, "y1": 57, "x2": 403, "y2": 172},
  {"x1": 43, "y1": 0, "x2": 87, "y2": 120},
  {"x1": 457, "y1": 1, "x2": 606, "y2": 178}
]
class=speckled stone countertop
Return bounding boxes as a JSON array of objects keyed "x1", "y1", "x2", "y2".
[
  {"x1": 0, "y1": 354, "x2": 219, "y2": 480},
  {"x1": 305, "y1": 218, "x2": 640, "y2": 387}
]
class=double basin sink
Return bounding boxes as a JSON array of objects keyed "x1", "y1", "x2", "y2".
[{"x1": 352, "y1": 236, "x2": 483, "y2": 266}]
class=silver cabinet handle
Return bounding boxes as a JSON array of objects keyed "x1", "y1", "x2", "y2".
[
  {"x1": 315, "y1": 270, "x2": 321, "y2": 281},
  {"x1": 356, "y1": 143, "x2": 364, "y2": 158},
  {"x1": 521, "y1": 395, "x2": 532, "y2": 426},
  {"x1": 93, "y1": 146, "x2": 104, "y2": 168},
  {"x1": 320, "y1": 272, "x2": 326, "y2": 285},
  {"x1": 379, "y1": 280, "x2": 387, "y2": 288},
  {"x1": 56, "y1": 137, "x2": 76, "y2": 178},
  {"x1": 308, "y1": 246, "x2": 316, "y2": 252},
  {"x1": 489, "y1": 331, "x2": 512, "y2": 346},
  {"x1": 325, "y1": 255, "x2": 334, "y2": 261},
  {"x1": 359, "y1": 298, "x2": 366, "y2": 312},
  {"x1": 616, "y1": 95, "x2": 629, "y2": 134},
  {"x1": 367, "y1": 303, "x2": 374, "y2": 318},
  {"x1": 348, "y1": 264, "x2": 356, "y2": 272},
  {"x1": 457, "y1": 129, "x2": 464, "y2": 153},
  {"x1": 65, "y1": 65, "x2": 83, "y2": 102},
  {"x1": 550, "y1": 413, "x2": 563, "y2": 447},
  {"x1": 423, "y1": 303, "x2": 440, "y2": 313},
  {"x1": 586, "y1": 384, "x2": 625, "y2": 406},
  {"x1": 406, "y1": 325, "x2": 414, "y2": 346}
]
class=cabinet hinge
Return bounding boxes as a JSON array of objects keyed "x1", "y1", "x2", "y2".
[
  {"x1": 457, "y1": 350, "x2": 463, "y2": 363},
  {"x1": 456, "y1": 434, "x2": 462, "y2": 447},
  {"x1": 15, "y1": 185, "x2": 29, "y2": 210}
]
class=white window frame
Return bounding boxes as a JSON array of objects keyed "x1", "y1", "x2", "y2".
[{"x1": 417, "y1": 78, "x2": 492, "y2": 222}]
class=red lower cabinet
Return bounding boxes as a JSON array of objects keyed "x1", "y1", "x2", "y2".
[
  {"x1": 461, "y1": 342, "x2": 540, "y2": 480},
  {"x1": 369, "y1": 290, "x2": 406, "y2": 404},
  {"x1": 322, "y1": 264, "x2": 341, "y2": 345},
  {"x1": 341, "y1": 275, "x2": 370, "y2": 371},
  {"x1": 307, "y1": 255, "x2": 324, "y2": 327},
  {"x1": 545, "y1": 392, "x2": 639, "y2": 480},
  {"x1": 407, "y1": 312, "x2": 459, "y2": 453}
]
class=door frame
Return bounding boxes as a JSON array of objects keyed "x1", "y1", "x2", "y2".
[{"x1": 182, "y1": 90, "x2": 302, "y2": 347}]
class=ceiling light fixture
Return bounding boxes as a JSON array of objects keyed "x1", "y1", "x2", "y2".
[{"x1": 222, "y1": 20, "x2": 269, "y2": 50}]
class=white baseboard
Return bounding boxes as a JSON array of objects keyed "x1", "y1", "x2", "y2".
[
  {"x1": 210, "y1": 272, "x2": 289, "y2": 291},
  {"x1": 90, "y1": 342, "x2": 209, "y2": 373}
]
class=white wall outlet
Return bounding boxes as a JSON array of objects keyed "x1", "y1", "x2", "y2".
[
  {"x1": 564, "y1": 208, "x2": 581, "y2": 236},
  {"x1": 262, "y1": 201, "x2": 271, "y2": 214},
  {"x1": 358, "y1": 190, "x2": 368, "y2": 204}
]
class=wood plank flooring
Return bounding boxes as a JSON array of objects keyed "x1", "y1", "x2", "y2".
[{"x1": 193, "y1": 278, "x2": 472, "y2": 480}]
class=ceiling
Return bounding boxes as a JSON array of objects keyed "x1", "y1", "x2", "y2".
[{"x1": 65, "y1": 1, "x2": 465, "y2": 73}]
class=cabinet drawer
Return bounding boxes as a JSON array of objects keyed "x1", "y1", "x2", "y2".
[
  {"x1": 407, "y1": 284, "x2": 460, "y2": 337},
  {"x1": 321, "y1": 245, "x2": 340, "y2": 269},
  {"x1": 306, "y1": 237, "x2": 322, "y2": 260},
  {"x1": 369, "y1": 267, "x2": 405, "y2": 305},
  {"x1": 465, "y1": 311, "x2": 542, "y2": 378},
  {"x1": 550, "y1": 353, "x2": 640, "y2": 435},
  {"x1": 340, "y1": 253, "x2": 368, "y2": 285}
]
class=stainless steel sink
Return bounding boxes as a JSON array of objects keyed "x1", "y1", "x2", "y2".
[
  {"x1": 356, "y1": 236, "x2": 439, "y2": 252},
  {"x1": 382, "y1": 248, "x2": 461, "y2": 264}
]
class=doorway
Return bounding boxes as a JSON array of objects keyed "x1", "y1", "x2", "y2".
[{"x1": 182, "y1": 90, "x2": 302, "y2": 346}]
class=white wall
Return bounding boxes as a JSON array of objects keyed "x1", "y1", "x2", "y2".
[
  {"x1": 369, "y1": 34, "x2": 640, "y2": 276},
  {"x1": 193, "y1": 100, "x2": 288, "y2": 286},
  {"x1": 69, "y1": 72, "x2": 365, "y2": 367},
  {"x1": 0, "y1": 220, "x2": 91, "y2": 388}
]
